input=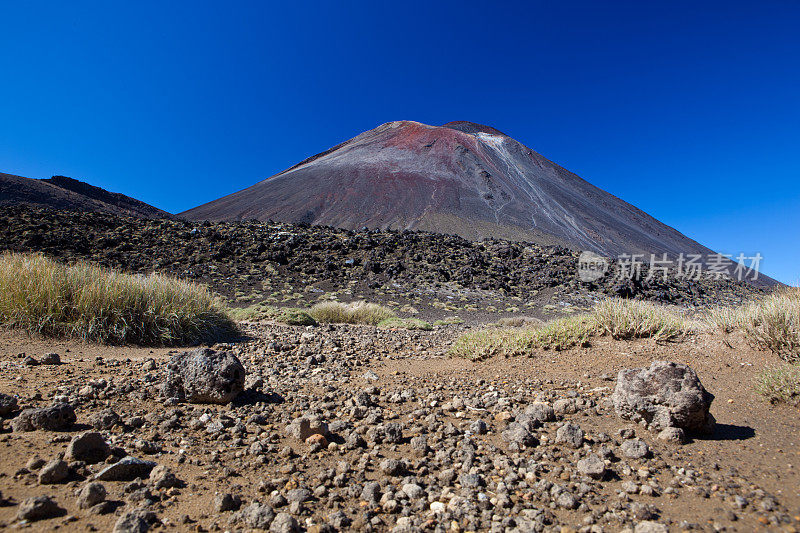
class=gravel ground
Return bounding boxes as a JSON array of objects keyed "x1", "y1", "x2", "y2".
[{"x1": 0, "y1": 324, "x2": 798, "y2": 532}]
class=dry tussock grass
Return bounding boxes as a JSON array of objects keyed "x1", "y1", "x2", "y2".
[
  {"x1": 308, "y1": 301, "x2": 396, "y2": 325},
  {"x1": 0, "y1": 252, "x2": 236, "y2": 345}
]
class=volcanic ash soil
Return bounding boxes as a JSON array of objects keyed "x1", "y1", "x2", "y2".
[{"x1": 0, "y1": 324, "x2": 798, "y2": 532}]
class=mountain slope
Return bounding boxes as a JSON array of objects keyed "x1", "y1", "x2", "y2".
[
  {"x1": 0, "y1": 173, "x2": 171, "y2": 218},
  {"x1": 181, "y1": 121, "x2": 712, "y2": 258}
]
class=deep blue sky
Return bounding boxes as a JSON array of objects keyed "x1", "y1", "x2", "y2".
[{"x1": 1, "y1": 2, "x2": 798, "y2": 284}]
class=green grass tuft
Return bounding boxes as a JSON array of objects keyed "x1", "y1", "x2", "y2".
[
  {"x1": 309, "y1": 301, "x2": 396, "y2": 325},
  {"x1": 0, "y1": 252, "x2": 237, "y2": 346},
  {"x1": 755, "y1": 365, "x2": 800, "y2": 406},
  {"x1": 704, "y1": 287, "x2": 800, "y2": 362},
  {"x1": 377, "y1": 317, "x2": 433, "y2": 330},
  {"x1": 433, "y1": 316, "x2": 464, "y2": 326},
  {"x1": 279, "y1": 309, "x2": 317, "y2": 326},
  {"x1": 592, "y1": 298, "x2": 686, "y2": 341},
  {"x1": 450, "y1": 298, "x2": 689, "y2": 361}
]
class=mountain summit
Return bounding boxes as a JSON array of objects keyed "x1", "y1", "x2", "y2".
[{"x1": 182, "y1": 120, "x2": 711, "y2": 258}]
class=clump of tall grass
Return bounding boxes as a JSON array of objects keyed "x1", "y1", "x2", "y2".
[
  {"x1": 592, "y1": 298, "x2": 687, "y2": 341},
  {"x1": 309, "y1": 301, "x2": 396, "y2": 325},
  {"x1": 449, "y1": 315, "x2": 594, "y2": 361},
  {"x1": 229, "y1": 304, "x2": 317, "y2": 326},
  {"x1": 705, "y1": 287, "x2": 800, "y2": 362},
  {"x1": 0, "y1": 252, "x2": 237, "y2": 345},
  {"x1": 755, "y1": 365, "x2": 800, "y2": 406},
  {"x1": 377, "y1": 317, "x2": 433, "y2": 331},
  {"x1": 450, "y1": 298, "x2": 690, "y2": 361}
]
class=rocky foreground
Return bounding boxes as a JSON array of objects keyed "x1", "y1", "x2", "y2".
[{"x1": 1, "y1": 324, "x2": 798, "y2": 532}]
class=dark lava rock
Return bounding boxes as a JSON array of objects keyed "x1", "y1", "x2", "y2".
[
  {"x1": 38, "y1": 459, "x2": 70, "y2": 484},
  {"x1": 40, "y1": 353, "x2": 61, "y2": 365},
  {"x1": 164, "y1": 348, "x2": 245, "y2": 404},
  {"x1": 17, "y1": 496, "x2": 65, "y2": 521},
  {"x1": 66, "y1": 432, "x2": 110, "y2": 464},
  {"x1": 113, "y1": 508, "x2": 159, "y2": 533},
  {"x1": 12, "y1": 403, "x2": 76, "y2": 432},
  {"x1": 0, "y1": 393, "x2": 17, "y2": 417},
  {"x1": 95, "y1": 457, "x2": 157, "y2": 482},
  {"x1": 77, "y1": 482, "x2": 107, "y2": 509}
]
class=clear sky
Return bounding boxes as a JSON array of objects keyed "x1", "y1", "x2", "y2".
[{"x1": 1, "y1": 1, "x2": 798, "y2": 284}]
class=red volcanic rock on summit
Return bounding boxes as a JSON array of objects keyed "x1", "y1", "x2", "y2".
[{"x1": 182, "y1": 120, "x2": 713, "y2": 258}]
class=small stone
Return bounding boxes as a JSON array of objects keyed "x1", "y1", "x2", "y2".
[
  {"x1": 502, "y1": 423, "x2": 537, "y2": 447},
  {"x1": 26, "y1": 456, "x2": 46, "y2": 470},
  {"x1": 77, "y1": 482, "x2": 107, "y2": 509},
  {"x1": 634, "y1": 521, "x2": 668, "y2": 533},
  {"x1": 113, "y1": 508, "x2": 158, "y2": 533},
  {"x1": 469, "y1": 420, "x2": 488, "y2": 435},
  {"x1": 90, "y1": 408, "x2": 122, "y2": 430},
  {"x1": 620, "y1": 439, "x2": 650, "y2": 460},
  {"x1": 523, "y1": 402, "x2": 556, "y2": 423},
  {"x1": 286, "y1": 487, "x2": 312, "y2": 503},
  {"x1": 240, "y1": 502, "x2": 276, "y2": 529},
  {"x1": 494, "y1": 411, "x2": 513, "y2": 425},
  {"x1": 622, "y1": 481, "x2": 639, "y2": 494},
  {"x1": 305, "y1": 433, "x2": 328, "y2": 449},
  {"x1": 553, "y1": 398, "x2": 577, "y2": 415},
  {"x1": 286, "y1": 416, "x2": 328, "y2": 441},
  {"x1": 430, "y1": 501, "x2": 446, "y2": 513},
  {"x1": 0, "y1": 393, "x2": 18, "y2": 416},
  {"x1": 270, "y1": 512, "x2": 299, "y2": 533},
  {"x1": 149, "y1": 465, "x2": 181, "y2": 489},
  {"x1": 40, "y1": 353, "x2": 61, "y2": 365},
  {"x1": 95, "y1": 457, "x2": 157, "y2": 482},
  {"x1": 213, "y1": 492, "x2": 241, "y2": 512},
  {"x1": 380, "y1": 458, "x2": 404, "y2": 476},
  {"x1": 657, "y1": 427, "x2": 686, "y2": 444},
  {"x1": 556, "y1": 491, "x2": 578, "y2": 509},
  {"x1": 556, "y1": 422, "x2": 584, "y2": 448},
  {"x1": 459, "y1": 473, "x2": 484, "y2": 489},
  {"x1": 38, "y1": 459, "x2": 69, "y2": 484},
  {"x1": 66, "y1": 432, "x2": 110, "y2": 464},
  {"x1": 576, "y1": 454, "x2": 606, "y2": 479},
  {"x1": 361, "y1": 481, "x2": 381, "y2": 503},
  {"x1": 17, "y1": 495, "x2": 64, "y2": 521},
  {"x1": 410, "y1": 435, "x2": 429, "y2": 455},
  {"x1": 402, "y1": 483, "x2": 424, "y2": 500}
]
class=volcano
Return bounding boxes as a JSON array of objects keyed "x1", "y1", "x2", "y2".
[{"x1": 182, "y1": 121, "x2": 712, "y2": 258}]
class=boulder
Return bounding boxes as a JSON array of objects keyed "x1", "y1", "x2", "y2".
[
  {"x1": 12, "y1": 404, "x2": 76, "y2": 432},
  {"x1": 164, "y1": 348, "x2": 245, "y2": 404},
  {"x1": 612, "y1": 361, "x2": 715, "y2": 434}
]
